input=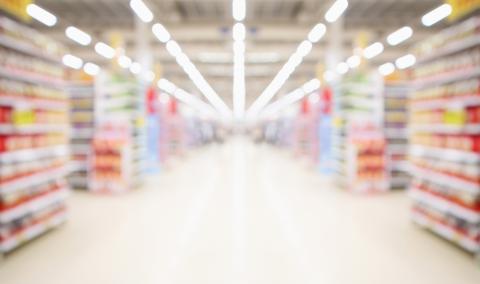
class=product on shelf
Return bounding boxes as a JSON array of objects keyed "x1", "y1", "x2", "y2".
[
  {"x1": 0, "y1": 15, "x2": 68, "y2": 254},
  {"x1": 90, "y1": 121, "x2": 132, "y2": 193},
  {"x1": 331, "y1": 72, "x2": 384, "y2": 188},
  {"x1": 410, "y1": 16, "x2": 480, "y2": 255}
]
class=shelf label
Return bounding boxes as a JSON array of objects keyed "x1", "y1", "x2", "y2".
[{"x1": 0, "y1": 0, "x2": 32, "y2": 22}]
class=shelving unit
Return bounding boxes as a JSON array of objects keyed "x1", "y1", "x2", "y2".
[
  {"x1": 383, "y1": 82, "x2": 410, "y2": 189},
  {"x1": 331, "y1": 72, "x2": 385, "y2": 191},
  {"x1": 0, "y1": 16, "x2": 68, "y2": 254},
  {"x1": 68, "y1": 81, "x2": 95, "y2": 190},
  {"x1": 409, "y1": 16, "x2": 480, "y2": 256},
  {"x1": 90, "y1": 72, "x2": 146, "y2": 192}
]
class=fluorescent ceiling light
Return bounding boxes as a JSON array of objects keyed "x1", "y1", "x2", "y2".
[
  {"x1": 296, "y1": 40, "x2": 313, "y2": 57},
  {"x1": 95, "y1": 42, "x2": 116, "y2": 59},
  {"x1": 387, "y1": 26, "x2": 413, "y2": 46},
  {"x1": 118, "y1": 55, "x2": 132, "y2": 68},
  {"x1": 166, "y1": 40, "x2": 182, "y2": 57},
  {"x1": 26, "y1": 4, "x2": 57, "y2": 27},
  {"x1": 346, "y1": 55, "x2": 361, "y2": 68},
  {"x1": 152, "y1": 23, "x2": 170, "y2": 43},
  {"x1": 62, "y1": 54, "x2": 83, "y2": 69},
  {"x1": 157, "y1": 78, "x2": 177, "y2": 94},
  {"x1": 129, "y1": 0, "x2": 154, "y2": 23},
  {"x1": 130, "y1": 62, "x2": 142, "y2": 74},
  {"x1": 233, "y1": 23, "x2": 246, "y2": 41},
  {"x1": 302, "y1": 79, "x2": 321, "y2": 94},
  {"x1": 395, "y1": 54, "x2": 416, "y2": 69},
  {"x1": 308, "y1": 23, "x2": 327, "y2": 43},
  {"x1": 83, "y1": 62, "x2": 100, "y2": 76},
  {"x1": 336, "y1": 62, "x2": 349, "y2": 74},
  {"x1": 378, "y1": 62, "x2": 395, "y2": 76},
  {"x1": 234, "y1": 41, "x2": 245, "y2": 54},
  {"x1": 65, "y1": 26, "x2": 91, "y2": 46},
  {"x1": 325, "y1": 0, "x2": 349, "y2": 23},
  {"x1": 232, "y1": 0, "x2": 246, "y2": 21},
  {"x1": 145, "y1": 70, "x2": 155, "y2": 82},
  {"x1": 422, "y1": 4, "x2": 452, "y2": 27},
  {"x1": 363, "y1": 42, "x2": 384, "y2": 59},
  {"x1": 323, "y1": 70, "x2": 336, "y2": 82}
]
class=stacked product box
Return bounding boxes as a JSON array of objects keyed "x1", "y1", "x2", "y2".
[
  {"x1": 67, "y1": 81, "x2": 95, "y2": 190},
  {"x1": 384, "y1": 81, "x2": 410, "y2": 189},
  {"x1": 0, "y1": 16, "x2": 68, "y2": 254},
  {"x1": 331, "y1": 72, "x2": 384, "y2": 187},
  {"x1": 409, "y1": 16, "x2": 480, "y2": 255}
]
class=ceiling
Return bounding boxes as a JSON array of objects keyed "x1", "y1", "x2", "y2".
[{"x1": 34, "y1": 0, "x2": 445, "y2": 108}]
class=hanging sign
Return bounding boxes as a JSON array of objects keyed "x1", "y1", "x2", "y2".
[
  {"x1": 447, "y1": 0, "x2": 480, "y2": 21},
  {"x1": 0, "y1": 0, "x2": 32, "y2": 21}
]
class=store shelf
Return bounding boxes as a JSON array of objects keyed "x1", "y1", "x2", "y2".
[
  {"x1": 0, "y1": 96, "x2": 68, "y2": 110},
  {"x1": 0, "y1": 124, "x2": 70, "y2": 134},
  {"x1": 409, "y1": 165, "x2": 480, "y2": 194},
  {"x1": 0, "y1": 166, "x2": 68, "y2": 195},
  {"x1": 0, "y1": 66, "x2": 65, "y2": 89},
  {"x1": 0, "y1": 189, "x2": 69, "y2": 223},
  {"x1": 410, "y1": 145, "x2": 480, "y2": 164},
  {"x1": 417, "y1": 36, "x2": 480, "y2": 64},
  {"x1": 385, "y1": 128, "x2": 408, "y2": 139},
  {"x1": 412, "y1": 210, "x2": 480, "y2": 253},
  {"x1": 0, "y1": 34, "x2": 61, "y2": 64},
  {"x1": 409, "y1": 124, "x2": 480, "y2": 134},
  {"x1": 410, "y1": 95, "x2": 480, "y2": 111},
  {"x1": 413, "y1": 67, "x2": 480, "y2": 90},
  {"x1": 0, "y1": 210, "x2": 67, "y2": 253},
  {"x1": 0, "y1": 145, "x2": 69, "y2": 163},
  {"x1": 410, "y1": 187, "x2": 480, "y2": 223}
]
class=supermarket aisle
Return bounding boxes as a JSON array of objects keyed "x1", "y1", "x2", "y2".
[{"x1": 0, "y1": 139, "x2": 479, "y2": 284}]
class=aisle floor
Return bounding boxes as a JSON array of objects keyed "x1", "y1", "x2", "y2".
[{"x1": 1, "y1": 139, "x2": 479, "y2": 284}]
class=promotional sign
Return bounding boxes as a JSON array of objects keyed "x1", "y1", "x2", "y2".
[
  {"x1": 0, "y1": 0, "x2": 32, "y2": 21},
  {"x1": 447, "y1": 0, "x2": 480, "y2": 21}
]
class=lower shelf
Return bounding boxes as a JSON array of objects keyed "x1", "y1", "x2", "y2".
[
  {"x1": 412, "y1": 210, "x2": 480, "y2": 254},
  {"x1": 0, "y1": 209, "x2": 67, "y2": 253}
]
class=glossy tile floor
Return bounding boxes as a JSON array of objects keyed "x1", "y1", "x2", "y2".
[{"x1": 1, "y1": 139, "x2": 479, "y2": 283}]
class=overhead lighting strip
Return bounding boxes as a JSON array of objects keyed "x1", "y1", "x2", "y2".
[
  {"x1": 232, "y1": 0, "x2": 247, "y2": 120},
  {"x1": 326, "y1": 3, "x2": 452, "y2": 79},
  {"x1": 246, "y1": 1, "x2": 341, "y2": 119}
]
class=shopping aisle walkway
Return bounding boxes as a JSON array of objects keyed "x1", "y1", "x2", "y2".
[{"x1": 0, "y1": 139, "x2": 479, "y2": 284}]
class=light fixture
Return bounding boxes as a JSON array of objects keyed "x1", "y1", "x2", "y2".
[
  {"x1": 26, "y1": 4, "x2": 57, "y2": 27},
  {"x1": 157, "y1": 78, "x2": 177, "y2": 93},
  {"x1": 336, "y1": 62, "x2": 349, "y2": 74},
  {"x1": 395, "y1": 54, "x2": 416, "y2": 69},
  {"x1": 65, "y1": 26, "x2": 91, "y2": 46},
  {"x1": 144, "y1": 70, "x2": 155, "y2": 82},
  {"x1": 234, "y1": 41, "x2": 245, "y2": 54},
  {"x1": 130, "y1": 62, "x2": 142, "y2": 74},
  {"x1": 166, "y1": 40, "x2": 182, "y2": 57},
  {"x1": 387, "y1": 26, "x2": 413, "y2": 46},
  {"x1": 302, "y1": 79, "x2": 321, "y2": 93},
  {"x1": 129, "y1": 0, "x2": 154, "y2": 23},
  {"x1": 422, "y1": 4, "x2": 452, "y2": 27},
  {"x1": 84, "y1": 62, "x2": 100, "y2": 76},
  {"x1": 118, "y1": 55, "x2": 132, "y2": 68},
  {"x1": 325, "y1": 0, "x2": 349, "y2": 23},
  {"x1": 296, "y1": 40, "x2": 313, "y2": 58},
  {"x1": 346, "y1": 55, "x2": 361, "y2": 68},
  {"x1": 378, "y1": 62, "x2": 395, "y2": 76},
  {"x1": 323, "y1": 70, "x2": 336, "y2": 82},
  {"x1": 94, "y1": 42, "x2": 116, "y2": 59},
  {"x1": 233, "y1": 23, "x2": 246, "y2": 41},
  {"x1": 152, "y1": 23, "x2": 171, "y2": 43},
  {"x1": 308, "y1": 23, "x2": 327, "y2": 43},
  {"x1": 363, "y1": 42, "x2": 384, "y2": 59},
  {"x1": 232, "y1": 0, "x2": 246, "y2": 21},
  {"x1": 62, "y1": 54, "x2": 83, "y2": 69}
]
